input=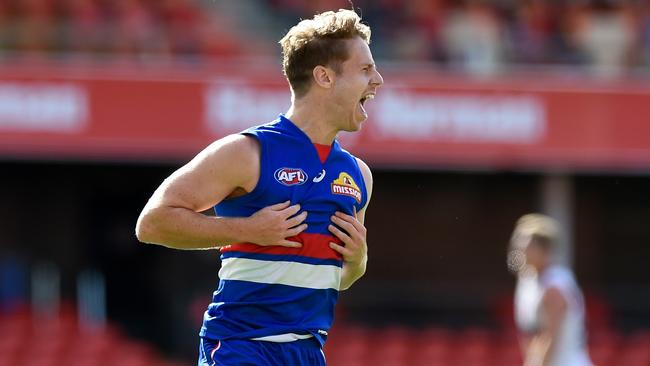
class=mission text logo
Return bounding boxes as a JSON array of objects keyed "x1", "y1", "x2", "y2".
[{"x1": 331, "y1": 172, "x2": 362, "y2": 203}]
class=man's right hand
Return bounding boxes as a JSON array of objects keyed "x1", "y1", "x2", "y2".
[{"x1": 243, "y1": 201, "x2": 307, "y2": 248}]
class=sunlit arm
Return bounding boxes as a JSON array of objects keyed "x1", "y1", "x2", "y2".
[
  {"x1": 136, "y1": 135, "x2": 307, "y2": 250},
  {"x1": 339, "y1": 255, "x2": 367, "y2": 290},
  {"x1": 136, "y1": 205, "x2": 249, "y2": 250},
  {"x1": 524, "y1": 287, "x2": 567, "y2": 366}
]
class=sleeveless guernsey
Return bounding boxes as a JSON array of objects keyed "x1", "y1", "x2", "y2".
[
  {"x1": 199, "y1": 115, "x2": 367, "y2": 347},
  {"x1": 516, "y1": 265, "x2": 593, "y2": 366}
]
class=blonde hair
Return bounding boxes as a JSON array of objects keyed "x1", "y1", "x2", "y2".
[
  {"x1": 279, "y1": 9, "x2": 371, "y2": 98},
  {"x1": 511, "y1": 213, "x2": 560, "y2": 251}
]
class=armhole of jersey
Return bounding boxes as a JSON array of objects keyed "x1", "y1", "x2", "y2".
[
  {"x1": 544, "y1": 279, "x2": 574, "y2": 309},
  {"x1": 219, "y1": 131, "x2": 268, "y2": 205},
  {"x1": 351, "y1": 156, "x2": 369, "y2": 211}
]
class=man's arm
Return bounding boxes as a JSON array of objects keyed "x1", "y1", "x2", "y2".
[
  {"x1": 135, "y1": 134, "x2": 307, "y2": 249},
  {"x1": 524, "y1": 287, "x2": 567, "y2": 366},
  {"x1": 328, "y1": 158, "x2": 373, "y2": 290}
]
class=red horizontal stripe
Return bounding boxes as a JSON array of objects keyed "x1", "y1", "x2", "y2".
[{"x1": 221, "y1": 233, "x2": 343, "y2": 260}]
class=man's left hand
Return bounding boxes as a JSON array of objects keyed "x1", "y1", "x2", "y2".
[{"x1": 328, "y1": 210, "x2": 367, "y2": 268}]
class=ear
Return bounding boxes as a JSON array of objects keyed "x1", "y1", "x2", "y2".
[{"x1": 312, "y1": 65, "x2": 334, "y2": 89}]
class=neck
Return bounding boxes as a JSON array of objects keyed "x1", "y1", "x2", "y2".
[
  {"x1": 285, "y1": 94, "x2": 339, "y2": 145},
  {"x1": 537, "y1": 259, "x2": 554, "y2": 274}
]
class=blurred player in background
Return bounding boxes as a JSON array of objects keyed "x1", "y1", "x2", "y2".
[
  {"x1": 508, "y1": 214, "x2": 593, "y2": 366},
  {"x1": 136, "y1": 8, "x2": 382, "y2": 366}
]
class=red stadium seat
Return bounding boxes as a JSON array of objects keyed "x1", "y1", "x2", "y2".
[{"x1": 0, "y1": 306, "x2": 183, "y2": 366}]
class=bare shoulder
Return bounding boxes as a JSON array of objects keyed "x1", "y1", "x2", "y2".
[
  {"x1": 199, "y1": 134, "x2": 259, "y2": 164},
  {"x1": 190, "y1": 133, "x2": 261, "y2": 190},
  {"x1": 355, "y1": 157, "x2": 373, "y2": 210},
  {"x1": 187, "y1": 134, "x2": 260, "y2": 179},
  {"x1": 152, "y1": 134, "x2": 261, "y2": 212},
  {"x1": 542, "y1": 287, "x2": 568, "y2": 313},
  {"x1": 355, "y1": 157, "x2": 373, "y2": 189}
]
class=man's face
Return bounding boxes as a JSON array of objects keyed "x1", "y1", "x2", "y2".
[{"x1": 330, "y1": 37, "x2": 383, "y2": 132}]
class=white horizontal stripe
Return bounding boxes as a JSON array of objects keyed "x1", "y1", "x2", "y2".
[
  {"x1": 219, "y1": 257, "x2": 341, "y2": 290},
  {"x1": 251, "y1": 333, "x2": 314, "y2": 342}
]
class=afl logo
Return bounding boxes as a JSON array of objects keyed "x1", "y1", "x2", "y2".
[{"x1": 275, "y1": 167, "x2": 308, "y2": 186}]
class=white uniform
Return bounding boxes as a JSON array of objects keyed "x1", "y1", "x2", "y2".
[{"x1": 514, "y1": 265, "x2": 593, "y2": 366}]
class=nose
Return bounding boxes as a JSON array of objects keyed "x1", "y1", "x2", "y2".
[{"x1": 371, "y1": 69, "x2": 384, "y2": 87}]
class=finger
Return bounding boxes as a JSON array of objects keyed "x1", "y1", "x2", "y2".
[
  {"x1": 278, "y1": 240, "x2": 303, "y2": 248},
  {"x1": 285, "y1": 211, "x2": 308, "y2": 228},
  {"x1": 334, "y1": 211, "x2": 356, "y2": 221},
  {"x1": 286, "y1": 223, "x2": 308, "y2": 237},
  {"x1": 331, "y1": 216, "x2": 361, "y2": 241},
  {"x1": 331, "y1": 215, "x2": 355, "y2": 232},
  {"x1": 328, "y1": 224, "x2": 352, "y2": 244},
  {"x1": 335, "y1": 211, "x2": 365, "y2": 233},
  {"x1": 281, "y1": 204, "x2": 302, "y2": 217},
  {"x1": 268, "y1": 200, "x2": 291, "y2": 210},
  {"x1": 329, "y1": 242, "x2": 351, "y2": 257}
]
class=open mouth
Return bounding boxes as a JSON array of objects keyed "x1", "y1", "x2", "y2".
[
  {"x1": 359, "y1": 93, "x2": 375, "y2": 107},
  {"x1": 357, "y1": 93, "x2": 375, "y2": 119}
]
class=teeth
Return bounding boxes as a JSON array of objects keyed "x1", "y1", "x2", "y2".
[{"x1": 361, "y1": 94, "x2": 375, "y2": 104}]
